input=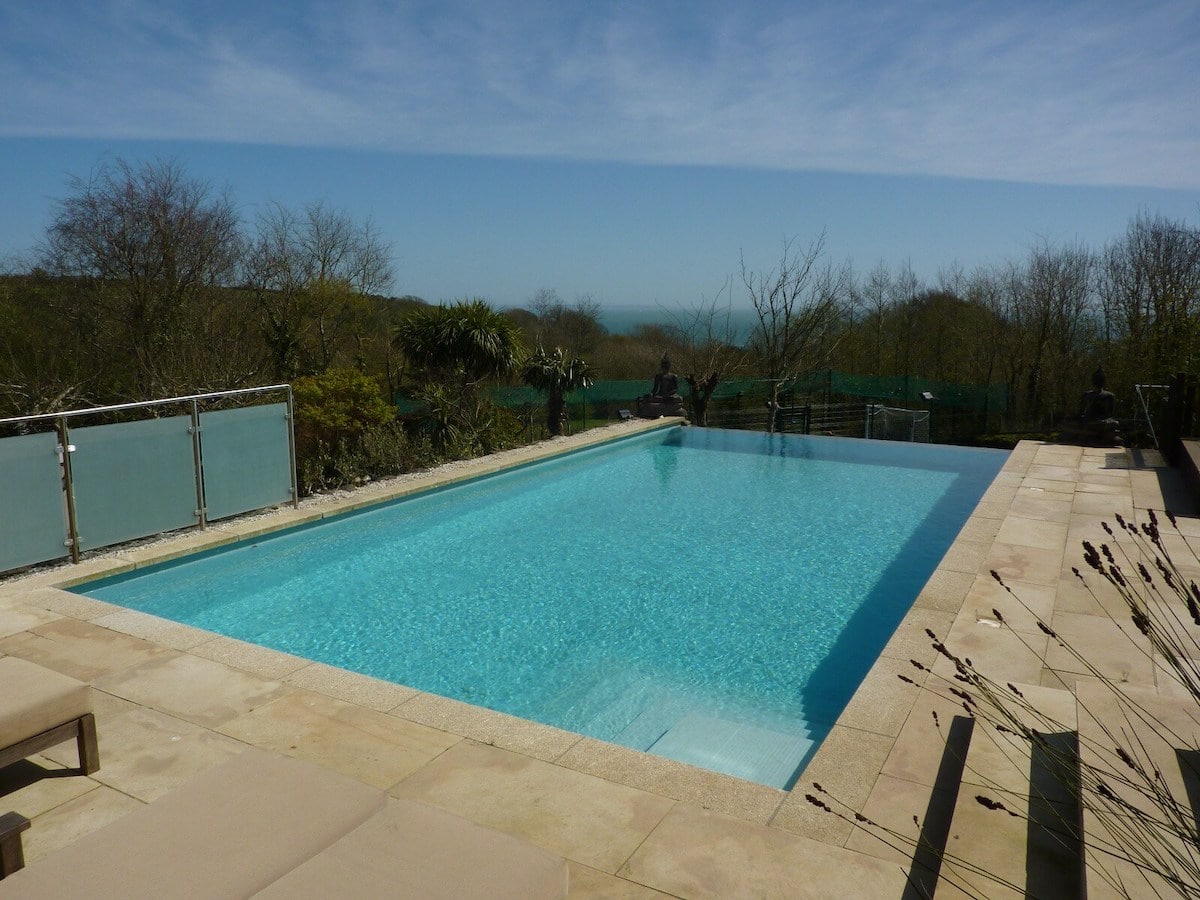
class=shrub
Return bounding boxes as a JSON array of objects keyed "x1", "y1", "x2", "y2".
[
  {"x1": 293, "y1": 368, "x2": 417, "y2": 492},
  {"x1": 412, "y1": 384, "x2": 523, "y2": 459}
]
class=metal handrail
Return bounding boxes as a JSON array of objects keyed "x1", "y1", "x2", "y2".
[
  {"x1": 1134, "y1": 383, "x2": 1171, "y2": 451},
  {"x1": 0, "y1": 384, "x2": 292, "y2": 427}
]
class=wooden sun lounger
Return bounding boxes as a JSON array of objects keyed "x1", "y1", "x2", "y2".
[{"x1": 0, "y1": 656, "x2": 99, "y2": 778}]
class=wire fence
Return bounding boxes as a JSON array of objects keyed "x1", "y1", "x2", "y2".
[{"x1": 394, "y1": 371, "x2": 1009, "y2": 443}]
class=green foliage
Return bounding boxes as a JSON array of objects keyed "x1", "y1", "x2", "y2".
[
  {"x1": 294, "y1": 420, "x2": 437, "y2": 495},
  {"x1": 293, "y1": 367, "x2": 394, "y2": 437},
  {"x1": 394, "y1": 299, "x2": 526, "y2": 454},
  {"x1": 8, "y1": 155, "x2": 1198, "y2": 444},
  {"x1": 521, "y1": 345, "x2": 595, "y2": 436},
  {"x1": 414, "y1": 383, "x2": 523, "y2": 458},
  {"x1": 292, "y1": 368, "x2": 408, "y2": 492},
  {"x1": 394, "y1": 298, "x2": 524, "y2": 385},
  {"x1": 521, "y1": 345, "x2": 595, "y2": 395}
]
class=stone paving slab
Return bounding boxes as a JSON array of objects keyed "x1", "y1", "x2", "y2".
[
  {"x1": 219, "y1": 689, "x2": 461, "y2": 788},
  {"x1": 58, "y1": 705, "x2": 247, "y2": 802},
  {"x1": 395, "y1": 692, "x2": 584, "y2": 762},
  {"x1": 94, "y1": 651, "x2": 295, "y2": 729},
  {"x1": 623, "y1": 803, "x2": 910, "y2": 899},
  {"x1": 0, "y1": 617, "x2": 172, "y2": 681},
  {"x1": 391, "y1": 740, "x2": 677, "y2": 874}
]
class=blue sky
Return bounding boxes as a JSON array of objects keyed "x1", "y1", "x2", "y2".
[{"x1": 2, "y1": 1, "x2": 1198, "y2": 314}]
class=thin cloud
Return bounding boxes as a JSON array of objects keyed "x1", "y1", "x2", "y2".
[{"x1": 1, "y1": 1, "x2": 1196, "y2": 188}]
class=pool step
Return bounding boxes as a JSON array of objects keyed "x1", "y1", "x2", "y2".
[
  {"x1": 646, "y1": 714, "x2": 815, "y2": 789},
  {"x1": 541, "y1": 663, "x2": 659, "y2": 736},
  {"x1": 541, "y1": 663, "x2": 817, "y2": 788}
]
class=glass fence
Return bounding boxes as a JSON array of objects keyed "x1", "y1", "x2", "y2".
[{"x1": 0, "y1": 387, "x2": 296, "y2": 574}]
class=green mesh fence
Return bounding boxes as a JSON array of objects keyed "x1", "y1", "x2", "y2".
[
  {"x1": 398, "y1": 372, "x2": 1006, "y2": 414},
  {"x1": 707, "y1": 372, "x2": 1006, "y2": 413},
  {"x1": 490, "y1": 381, "x2": 651, "y2": 406}
]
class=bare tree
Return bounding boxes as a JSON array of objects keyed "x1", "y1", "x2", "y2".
[
  {"x1": 961, "y1": 265, "x2": 1014, "y2": 428},
  {"x1": 1024, "y1": 239, "x2": 1097, "y2": 422},
  {"x1": 529, "y1": 288, "x2": 606, "y2": 356},
  {"x1": 744, "y1": 233, "x2": 848, "y2": 430},
  {"x1": 886, "y1": 260, "x2": 923, "y2": 383},
  {"x1": 1099, "y1": 212, "x2": 1200, "y2": 386},
  {"x1": 858, "y1": 260, "x2": 894, "y2": 376},
  {"x1": 244, "y1": 201, "x2": 393, "y2": 379},
  {"x1": 40, "y1": 157, "x2": 242, "y2": 397},
  {"x1": 660, "y1": 278, "x2": 746, "y2": 426}
]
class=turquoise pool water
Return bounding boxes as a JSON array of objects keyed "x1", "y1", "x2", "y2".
[{"x1": 76, "y1": 427, "x2": 1006, "y2": 788}]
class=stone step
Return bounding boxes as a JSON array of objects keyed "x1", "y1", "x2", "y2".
[
  {"x1": 931, "y1": 682, "x2": 1082, "y2": 899},
  {"x1": 1073, "y1": 680, "x2": 1200, "y2": 900}
]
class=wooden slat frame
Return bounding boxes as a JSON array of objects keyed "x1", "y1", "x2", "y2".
[{"x1": 0, "y1": 713, "x2": 99, "y2": 775}]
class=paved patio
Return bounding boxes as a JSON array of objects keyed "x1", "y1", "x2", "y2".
[{"x1": 1, "y1": 425, "x2": 1193, "y2": 897}]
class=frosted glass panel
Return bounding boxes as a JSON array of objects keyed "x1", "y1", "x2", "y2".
[
  {"x1": 201, "y1": 404, "x2": 293, "y2": 521},
  {"x1": 0, "y1": 431, "x2": 69, "y2": 570},
  {"x1": 70, "y1": 416, "x2": 199, "y2": 550}
]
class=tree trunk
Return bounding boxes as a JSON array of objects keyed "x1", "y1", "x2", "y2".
[
  {"x1": 685, "y1": 373, "x2": 720, "y2": 427},
  {"x1": 547, "y1": 391, "x2": 565, "y2": 436},
  {"x1": 767, "y1": 380, "x2": 782, "y2": 433}
]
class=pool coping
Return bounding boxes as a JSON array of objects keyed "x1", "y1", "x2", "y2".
[{"x1": 5, "y1": 425, "x2": 1176, "y2": 893}]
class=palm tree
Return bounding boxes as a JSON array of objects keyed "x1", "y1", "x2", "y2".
[
  {"x1": 394, "y1": 298, "x2": 523, "y2": 388},
  {"x1": 394, "y1": 299, "x2": 525, "y2": 454},
  {"x1": 522, "y1": 345, "x2": 595, "y2": 436}
]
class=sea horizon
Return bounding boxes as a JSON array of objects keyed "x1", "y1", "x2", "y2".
[{"x1": 596, "y1": 304, "x2": 758, "y2": 340}]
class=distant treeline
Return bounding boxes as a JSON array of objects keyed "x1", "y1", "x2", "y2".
[{"x1": 2, "y1": 157, "x2": 1198, "y2": 440}]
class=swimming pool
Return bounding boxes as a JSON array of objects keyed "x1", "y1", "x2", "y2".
[{"x1": 76, "y1": 427, "x2": 1006, "y2": 789}]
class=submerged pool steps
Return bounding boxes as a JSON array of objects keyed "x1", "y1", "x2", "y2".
[
  {"x1": 648, "y1": 715, "x2": 815, "y2": 790},
  {"x1": 547, "y1": 665, "x2": 816, "y2": 789}
]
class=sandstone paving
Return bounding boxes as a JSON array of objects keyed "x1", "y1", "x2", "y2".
[
  {"x1": 218, "y1": 689, "x2": 460, "y2": 789},
  {"x1": 555, "y1": 736, "x2": 785, "y2": 825},
  {"x1": 0, "y1": 616, "x2": 172, "y2": 682},
  {"x1": 46, "y1": 705, "x2": 247, "y2": 802},
  {"x1": 565, "y1": 862, "x2": 676, "y2": 898},
  {"x1": 877, "y1": 606, "x2": 956, "y2": 669},
  {"x1": 623, "y1": 803, "x2": 910, "y2": 899},
  {"x1": 0, "y1": 602, "x2": 62, "y2": 640},
  {"x1": 982, "y1": 540, "x2": 1065, "y2": 588},
  {"x1": 769, "y1": 726, "x2": 894, "y2": 845},
  {"x1": 7, "y1": 587, "x2": 125, "y2": 622},
  {"x1": 94, "y1": 651, "x2": 294, "y2": 729},
  {"x1": 283, "y1": 659, "x2": 421, "y2": 710},
  {"x1": 394, "y1": 691, "x2": 583, "y2": 762},
  {"x1": 0, "y1": 756, "x2": 100, "y2": 821},
  {"x1": 391, "y1": 740, "x2": 676, "y2": 874},
  {"x1": 960, "y1": 573, "x2": 1057, "y2": 636},
  {"x1": 90, "y1": 608, "x2": 216, "y2": 650},
  {"x1": 189, "y1": 635, "x2": 312, "y2": 680}
]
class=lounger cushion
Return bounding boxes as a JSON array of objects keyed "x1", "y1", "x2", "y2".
[
  {"x1": 0, "y1": 657, "x2": 92, "y2": 750},
  {"x1": 0, "y1": 749, "x2": 384, "y2": 899},
  {"x1": 254, "y1": 797, "x2": 570, "y2": 899}
]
